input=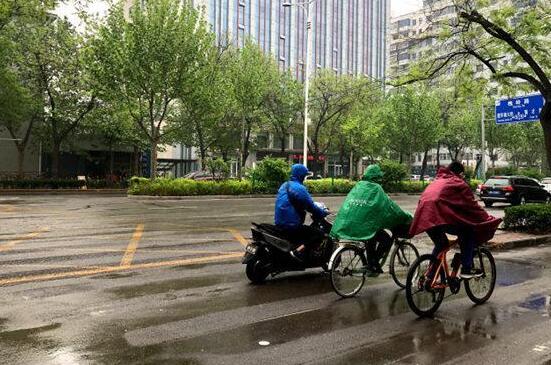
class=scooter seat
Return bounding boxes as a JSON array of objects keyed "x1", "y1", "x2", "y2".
[{"x1": 251, "y1": 223, "x2": 294, "y2": 253}]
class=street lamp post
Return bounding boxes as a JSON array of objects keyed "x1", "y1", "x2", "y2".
[{"x1": 283, "y1": 0, "x2": 315, "y2": 169}]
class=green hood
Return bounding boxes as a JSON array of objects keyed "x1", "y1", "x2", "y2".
[{"x1": 363, "y1": 165, "x2": 384, "y2": 182}]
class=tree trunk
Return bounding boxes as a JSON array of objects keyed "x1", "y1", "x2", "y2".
[
  {"x1": 150, "y1": 140, "x2": 158, "y2": 179},
  {"x1": 541, "y1": 102, "x2": 551, "y2": 173},
  {"x1": 436, "y1": 143, "x2": 441, "y2": 169},
  {"x1": 52, "y1": 142, "x2": 61, "y2": 178},
  {"x1": 349, "y1": 150, "x2": 354, "y2": 180},
  {"x1": 199, "y1": 147, "x2": 208, "y2": 172},
  {"x1": 420, "y1": 150, "x2": 429, "y2": 182},
  {"x1": 16, "y1": 146, "x2": 25, "y2": 179},
  {"x1": 280, "y1": 136, "x2": 285, "y2": 154},
  {"x1": 132, "y1": 146, "x2": 140, "y2": 177},
  {"x1": 109, "y1": 144, "x2": 114, "y2": 178}
]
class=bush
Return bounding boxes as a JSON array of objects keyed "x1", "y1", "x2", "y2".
[
  {"x1": 520, "y1": 168, "x2": 544, "y2": 181},
  {"x1": 487, "y1": 166, "x2": 518, "y2": 177},
  {"x1": 128, "y1": 177, "x2": 257, "y2": 196},
  {"x1": 206, "y1": 158, "x2": 230, "y2": 180},
  {"x1": 0, "y1": 179, "x2": 86, "y2": 189},
  {"x1": 379, "y1": 160, "x2": 408, "y2": 191},
  {"x1": 503, "y1": 204, "x2": 551, "y2": 234},
  {"x1": 305, "y1": 179, "x2": 356, "y2": 194},
  {"x1": 249, "y1": 157, "x2": 290, "y2": 191}
]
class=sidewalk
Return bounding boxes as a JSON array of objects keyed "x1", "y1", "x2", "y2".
[
  {"x1": 413, "y1": 230, "x2": 551, "y2": 252},
  {"x1": 487, "y1": 230, "x2": 551, "y2": 250}
]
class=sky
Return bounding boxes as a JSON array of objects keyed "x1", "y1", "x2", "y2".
[
  {"x1": 391, "y1": 0, "x2": 423, "y2": 17},
  {"x1": 56, "y1": 0, "x2": 423, "y2": 25}
]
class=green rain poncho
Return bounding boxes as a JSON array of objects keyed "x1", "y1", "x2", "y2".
[{"x1": 330, "y1": 165, "x2": 412, "y2": 241}]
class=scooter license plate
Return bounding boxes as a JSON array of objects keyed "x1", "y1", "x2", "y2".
[{"x1": 245, "y1": 244, "x2": 257, "y2": 255}]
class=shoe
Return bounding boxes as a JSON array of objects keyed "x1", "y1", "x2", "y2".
[
  {"x1": 290, "y1": 250, "x2": 305, "y2": 263},
  {"x1": 460, "y1": 267, "x2": 483, "y2": 279}
]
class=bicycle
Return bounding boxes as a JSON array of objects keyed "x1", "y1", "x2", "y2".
[
  {"x1": 405, "y1": 241, "x2": 497, "y2": 317},
  {"x1": 329, "y1": 234, "x2": 419, "y2": 298}
]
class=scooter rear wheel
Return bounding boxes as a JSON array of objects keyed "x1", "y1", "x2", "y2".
[
  {"x1": 330, "y1": 247, "x2": 367, "y2": 298},
  {"x1": 246, "y1": 259, "x2": 270, "y2": 284}
]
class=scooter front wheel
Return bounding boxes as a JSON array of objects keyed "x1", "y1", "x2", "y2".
[
  {"x1": 246, "y1": 259, "x2": 270, "y2": 284},
  {"x1": 330, "y1": 246, "x2": 367, "y2": 298}
]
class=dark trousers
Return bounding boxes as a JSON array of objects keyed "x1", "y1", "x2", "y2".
[
  {"x1": 288, "y1": 225, "x2": 325, "y2": 249},
  {"x1": 366, "y1": 230, "x2": 392, "y2": 268},
  {"x1": 366, "y1": 224, "x2": 410, "y2": 268},
  {"x1": 427, "y1": 225, "x2": 476, "y2": 270}
]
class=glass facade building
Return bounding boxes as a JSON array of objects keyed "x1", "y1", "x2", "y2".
[{"x1": 196, "y1": 0, "x2": 389, "y2": 81}]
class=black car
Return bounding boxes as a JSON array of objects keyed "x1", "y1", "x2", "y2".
[{"x1": 480, "y1": 176, "x2": 551, "y2": 207}]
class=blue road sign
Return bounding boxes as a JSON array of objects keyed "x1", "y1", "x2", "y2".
[{"x1": 495, "y1": 94, "x2": 545, "y2": 125}]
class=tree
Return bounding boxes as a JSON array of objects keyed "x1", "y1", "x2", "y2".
[
  {"x1": 380, "y1": 86, "x2": 442, "y2": 178},
  {"x1": 88, "y1": 0, "x2": 213, "y2": 178},
  {"x1": 263, "y1": 71, "x2": 303, "y2": 154},
  {"x1": 399, "y1": 0, "x2": 551, "y2": 171},
  {"x1": 0, "y1": 0, "x2": 55, "y2": 177},
  {"x1": 228, "y1": 41, "x2": 278, "y2": 175},
  {"x1": 338, "y1": 88, "x2": 385, "y2": 178},
  {"x1": 308, "y1": 71, "x2": 376, "y2": 175},
  {"x1": 32, "y1": 18, "x2": 96, "y2": 177},
  {"x1": 176, "y1": 42, "x2": 236, "y2": 170}
]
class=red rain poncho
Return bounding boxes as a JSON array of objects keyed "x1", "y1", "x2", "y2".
[{"x1": 409, "y1": 167, "x2": 502, "y2": 244}]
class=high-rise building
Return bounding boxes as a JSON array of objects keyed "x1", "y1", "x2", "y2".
[
  {"x1": 191, "y1": 0, "x2": 389, "y2": 81},
  {"x1": 123, "y1": 0, "x2": 391, "y2": 177}
]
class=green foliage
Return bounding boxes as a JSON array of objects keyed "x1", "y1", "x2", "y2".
[
  {"x1": 379, "y1": 86, "x2": 442, "y2": 165},
  {"x1": 379, "y1": 161, "x2": 409, "y2": 191},
  {"x1": 305, "y1": 179, "x2": 357, "y2": 194},
  {"x1": 308, "y1": 71, "x2": 380, "y2": 174},
  {"x1": 206, "y1": 158, "x2": 230, "y2": 180},
  {"x1": 487, "y1": 167, "x2": 544, "y2": 181},
  {"x1": 88, "y1": 0, "x2": 214, "y2": 176},
  {"x1": 248, "y1": 157, "x2": 290, "y2": 190},
  {"x1": 128, "y1": 177, "x2": 255, "y2": 196},
  {"x1": 504, "y1": 204, "x2": 551, "y2": 235}
]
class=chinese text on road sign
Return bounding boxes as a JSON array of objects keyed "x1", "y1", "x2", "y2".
[{"x1": 495, "y1": 94, "x2": 545, "y2": 125}]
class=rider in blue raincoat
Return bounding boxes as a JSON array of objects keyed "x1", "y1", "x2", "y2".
[{"x1": 275, "y1": 164, "x2": 328, "y2": 261}]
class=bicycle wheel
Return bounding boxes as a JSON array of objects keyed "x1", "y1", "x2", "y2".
[
  {"x1": 330, "y1": 246, "x2": 367, "y2": 298},
  {"x1": 389, "y1": 241, "x2": 420, "y2": 289},
  {"x1": 464, "y1": 247, "x2": 496, "y2": 304},
  {"x1": 405, "y1": 254, "x2": 445, "y2": 317}
]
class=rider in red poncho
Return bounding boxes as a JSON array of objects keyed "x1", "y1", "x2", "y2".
[{"x1": 409, "y1": 161, "x2": 502, "y2": 278}]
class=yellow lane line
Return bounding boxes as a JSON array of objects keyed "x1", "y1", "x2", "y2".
[
  {"x1": 227, "y1": 229, "x2": 249, "y2": 247},
  {"x1": 120, "y1": 224, "x2": 144, "y2": 267},
  {"x1": 0, "y1": 252, "x2": 243, "y2": 286},
  {"x1": 0, "y1": 205, "x2": 15, "y2": 213},
  {"x1": 0, "y1": 227, "x2": 49, "y2": 253}
]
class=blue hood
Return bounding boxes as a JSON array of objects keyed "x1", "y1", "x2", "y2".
[{"x1": 290, "y1": 164, "x2": 309, "y2": 183}]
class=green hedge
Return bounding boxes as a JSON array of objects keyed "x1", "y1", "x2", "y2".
[
  {"x1": 0, "y1": 179, "x2": 86, "y2": 189},
  {"x1": 503, "y1": 204, "x2": 551, "y2": 234},
  {"x1": 304, "y1": 179, "x2": 357, "y2": 194},
  {"x1": 128, "y1": 177, "x2": 483, "y2": 196}
]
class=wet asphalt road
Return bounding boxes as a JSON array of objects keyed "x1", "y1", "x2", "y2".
[{"x1": 0, "y1": 194, "x2": 550, "y2": 364}]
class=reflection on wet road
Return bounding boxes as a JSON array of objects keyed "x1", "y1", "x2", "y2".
[{"x1": 0, "y1": 195, "x2": 549, "y2": 364}]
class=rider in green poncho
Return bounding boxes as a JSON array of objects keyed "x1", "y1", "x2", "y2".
[{"x1": 330, "y1": 165, "x2": 413, "y2": 273}]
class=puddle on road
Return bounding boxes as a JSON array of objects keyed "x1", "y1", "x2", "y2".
[
  {"x1": 496, "y1": 259, "x2": 544, "y2": 287},
  {"x1": 518, "y1": 293, "x2": 551, "y2": 315},
  {"x1": 91, "y1": 272, "x2": 138, "y2": 280}
]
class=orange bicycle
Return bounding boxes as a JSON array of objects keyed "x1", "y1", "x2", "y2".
[{"x1": 405, "y1": 240, "x2": 496, "y2": 317}]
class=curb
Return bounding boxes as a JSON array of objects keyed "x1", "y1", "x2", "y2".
[
  {"x1": 126, "y1": 192, "x2": 421, "y2": 200},
  {"x1": 126, "y1": 193, "x2": 351, "y2": 200},
  {"x1": 0, "y1": 189, "x2": 127, "y2": 196},
  {"x1": 488, "y1": 234, "x2": 551, "y2": 251}
]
